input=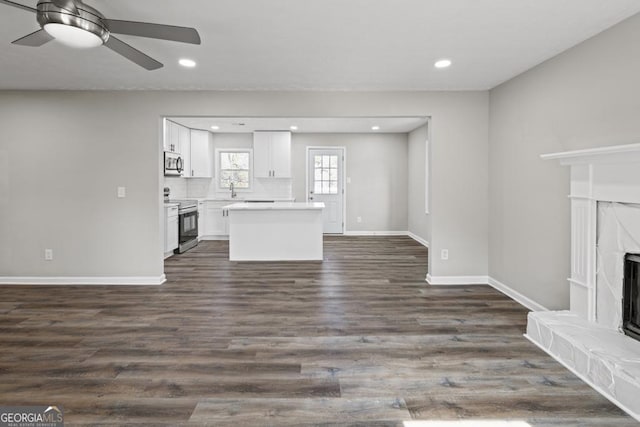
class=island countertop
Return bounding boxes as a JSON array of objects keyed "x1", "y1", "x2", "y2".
[{"x1": 224, "y1": 202, "x2": 325, "y2": 211}]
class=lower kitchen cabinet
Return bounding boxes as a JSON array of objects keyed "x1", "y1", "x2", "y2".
[
  {"x1": 202, "y1": 201, "x2": 229, "y2": 238},
  {"x1": 197, "y1": 201, "x2": 205, "y2": 241},
  {"x1": 164, "y1": 205, "x2": 179, "y2": 255}
]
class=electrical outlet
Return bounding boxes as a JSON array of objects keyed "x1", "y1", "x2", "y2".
[
  {"x1": 357, "y1": 216, "x2": 362, "y2": 223},
  {"x1": 441, "y1": 249, "x2": 449, "y2": 260},
  {"x1": 117, "y1": 186, "x2": 126, "y2": 198},
  {"x1": 347, "y1": 177, "x2": 352, "y2": 184},
  {"x1": 44, "y1": 249, "x2": 53, "y2": 261}
]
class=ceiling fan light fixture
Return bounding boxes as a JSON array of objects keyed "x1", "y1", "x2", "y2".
[
  {"x1": 43, "y1": 23, "x2": 103, "y2": 48},
  {"x1": 37, "y1": 1, "x2": 109, "y2": 49}
]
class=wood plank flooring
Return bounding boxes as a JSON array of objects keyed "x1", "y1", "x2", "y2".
[{"x1": 0, "y1": 236, "x2": 635, "y2": 425}]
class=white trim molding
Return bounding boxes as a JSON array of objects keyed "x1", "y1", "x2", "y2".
[
  {"x1": 0, "y1": 275, "x2": 166, "y2": 285},
  {"x1": 426, "y1": 274, "x2": 489, "y2": 286},
  {"x1": 407, "y1": 232, "x2": 429, "y2": 248},
  {"x1": 424, "y1": 274, "x2": 548, "y2": 312},
  {"x1": 343, "y1": 231, "x2": 408, "y2": 236},
  {"x1": 343, "y1": 231, "x2": 429, "y2": 248},
  {"x1": 487, "y1": 276, "x2": 547, "y2": 312}
]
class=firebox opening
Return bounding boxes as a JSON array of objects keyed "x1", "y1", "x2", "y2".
[{"x1": 623, "y1": 254, "x2": 640, "y2": 341}]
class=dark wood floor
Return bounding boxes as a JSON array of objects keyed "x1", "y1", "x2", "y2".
[{"x1": 0, "y1": 236, "x2": 635, "y2": 425}]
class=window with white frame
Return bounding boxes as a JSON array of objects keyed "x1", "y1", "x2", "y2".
[
  {"x1": 313, "y1": 154, "x2": 339, "y2": 194},
  {"x1": 218, "y1": 150, "x2": 251, "y2": 189}
]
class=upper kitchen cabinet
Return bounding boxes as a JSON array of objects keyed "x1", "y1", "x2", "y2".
[
  {"x1": 164, "y1": 119, "x2": 188, "y2": 154},
  {"x1": 178, "y1": 125, "x2": 190, "y2": 154},
  {"x1": 253, "y1": 131, "x2": 291, "y2": 178},
  {"x1": 164, "y1": 120, "x2": 175, "y2": 152},
  {"x1": 189, "y1": 129, "x2": 213, "y2": 178}
]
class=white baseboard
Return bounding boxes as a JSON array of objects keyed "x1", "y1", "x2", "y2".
[
  {"x1": 426, "y1": 274, "x2": 489, "y2": 285},
  {"x1": 406, "y1": 232, "x2": 429, "y2": 248},
  {"x1": 343, "y1": 231, "x2": 409, "y2": 236},
  {"x1": 424, "y1": 274, "x2": 548, "y2": 312},
  {"x1": 200, "y1": 236, "x2": 229, "y2": 241},
  {"x1": 488, "y1": 276, "x2": 547, "y2": 312},
  {"x1": 0, "y1": 275, "x2": 166, "y2": 285}
]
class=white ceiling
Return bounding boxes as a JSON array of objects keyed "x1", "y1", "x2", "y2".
[
  {"x1": 170, "y1": 116, "x2": 429, "y2": 134},
  {"x1": 1, "y1": 0, "x2": 639, "y2": 90}
]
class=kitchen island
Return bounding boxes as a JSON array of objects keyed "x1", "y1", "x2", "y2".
[{"x1": 225, "y1": 202, "x2": 325, "y2": 261}]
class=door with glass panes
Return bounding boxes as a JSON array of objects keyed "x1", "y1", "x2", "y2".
[{"x1": 307, "y1": 148, "x2": 344, "y2": 234}]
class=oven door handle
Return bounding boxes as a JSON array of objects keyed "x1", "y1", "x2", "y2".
[{"x1": 179, "y1": 206, "x2": 198, "y2": 214}]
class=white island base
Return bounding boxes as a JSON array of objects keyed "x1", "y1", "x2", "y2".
[{"x1": 226, "y1": 202, "x2": 325, "y2": 261}]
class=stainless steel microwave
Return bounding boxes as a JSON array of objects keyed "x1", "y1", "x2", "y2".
[{"x1": 164, "y1": 151, "x2": 183, "y2": 176}]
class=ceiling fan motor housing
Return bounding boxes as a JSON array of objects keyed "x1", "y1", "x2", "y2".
[{"x1": 37, "y1": 0, "x2": 110, "y2": 45}]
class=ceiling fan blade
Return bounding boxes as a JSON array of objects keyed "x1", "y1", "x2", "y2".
[
  {"x1": 104, "y1": 35, "x2": 163, "y2": 70},
  {"x1": 0, "y1": 0, "x2": 36, "y2": 13},
  {"x1": 104, "y1": 19, "x2": 201, "y2": 45},
  {"x1": 12, "y1": 29, "x2": 54, "y2": 47}
]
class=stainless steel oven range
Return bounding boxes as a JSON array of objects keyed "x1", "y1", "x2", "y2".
[{"x1": 170, "y1": 199, "x2": 199, "y2": 253}]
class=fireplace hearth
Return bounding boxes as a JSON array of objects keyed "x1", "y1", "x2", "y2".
[{"x1": 623, "y1": 254, "x2": 640, "y2": 341}]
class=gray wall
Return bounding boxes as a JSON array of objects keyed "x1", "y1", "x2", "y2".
[
  {"x1": 0, "y1": 91, "x2": 488, "y2": 281},
  {"x1": 408, "y1": 124, "x2": 431, "y2": 244},
  {"x1": 489, "y1": 13, "x2": 640, "y2": 309},
  {"x1": 291, "y1": 133, "x2": 408, "y2": 232}
]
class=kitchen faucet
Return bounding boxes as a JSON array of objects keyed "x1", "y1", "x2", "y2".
[{"x1": 230, "y1": 182, "x2": 237, "y2": 198}]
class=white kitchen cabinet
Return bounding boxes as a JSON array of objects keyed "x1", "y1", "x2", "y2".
[
  {"x1": 189, "y1": 129, "x2": 213, "y2": 178},
  {"x1": 164, "y1": 120, "x2": 174, "y2": 152},
  {"x1": 253, "y1": 131, "x2": 291, "y2": 178},
  {"x1": 163, "y1": 119, "x2": 171, "y2": 151},
  {"x1": 203, "y1": 201, "x2": 229, "y2": 238},
  {"x1": 197, "y1": 201, "x2": 205, "y2": 240},
  {"x1": 164, "y1": 205, "x2": 179, "y2": 255},
  {"x1": 164, "y1": 120, "x2": 190, "y2": 155},
  {"x1": 179, "y1": 124, "x2": 190, "y2": 154},
  {"x1": 165, "y1": 120, "x2": 179, "y2": 153}
]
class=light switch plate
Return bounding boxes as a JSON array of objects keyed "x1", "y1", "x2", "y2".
[{"x1": 117, "y1": 187, "x2": 126, "y2": 198}]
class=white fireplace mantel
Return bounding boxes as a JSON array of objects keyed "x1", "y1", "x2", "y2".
[
  {"x1": 540, "y1": 142, "x2": 640, "y2": 165},
  {"x1": 542, "y1": 143, "x2": 640, "y2": 319},
  {"x1": 526, "y1": 143, "x2": 640, "y2": 422}
]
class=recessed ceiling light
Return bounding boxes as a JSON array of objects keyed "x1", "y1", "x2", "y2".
[
  {"x1": 371, "y1": 126, "x2": 380, "y2": 131},
  {"x1": 210, "y1": 125, "x2": 219, "y2": 130},
  {"x1": 179, "y1": 58, "x2": 197, "y2": 68},
  {"x1": 434, "y1": 59, "x2": 452, "y2": 69},
  {"x1": 290, "y1": 125, "x2": 298, "y2": 131}
]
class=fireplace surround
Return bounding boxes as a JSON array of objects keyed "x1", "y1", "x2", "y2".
[{"x1": 527, "y1": 143, "x2": 640, "y2": 421}]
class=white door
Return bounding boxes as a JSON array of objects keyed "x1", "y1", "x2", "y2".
[{"x1": 308, "y1": 148, "x2": 344, "y2": 234}]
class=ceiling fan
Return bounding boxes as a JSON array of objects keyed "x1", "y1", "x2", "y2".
[{"x1": 0, "y1": 0, "x2": 201, "y2": 70}]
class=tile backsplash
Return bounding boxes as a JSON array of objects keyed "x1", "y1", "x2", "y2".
[
  {"x1": 164, "y1": 177, "x2": 187, "y2": 199},
  {"x1": 164, "y1": 176, "x2": 292, "y2": 200}
]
